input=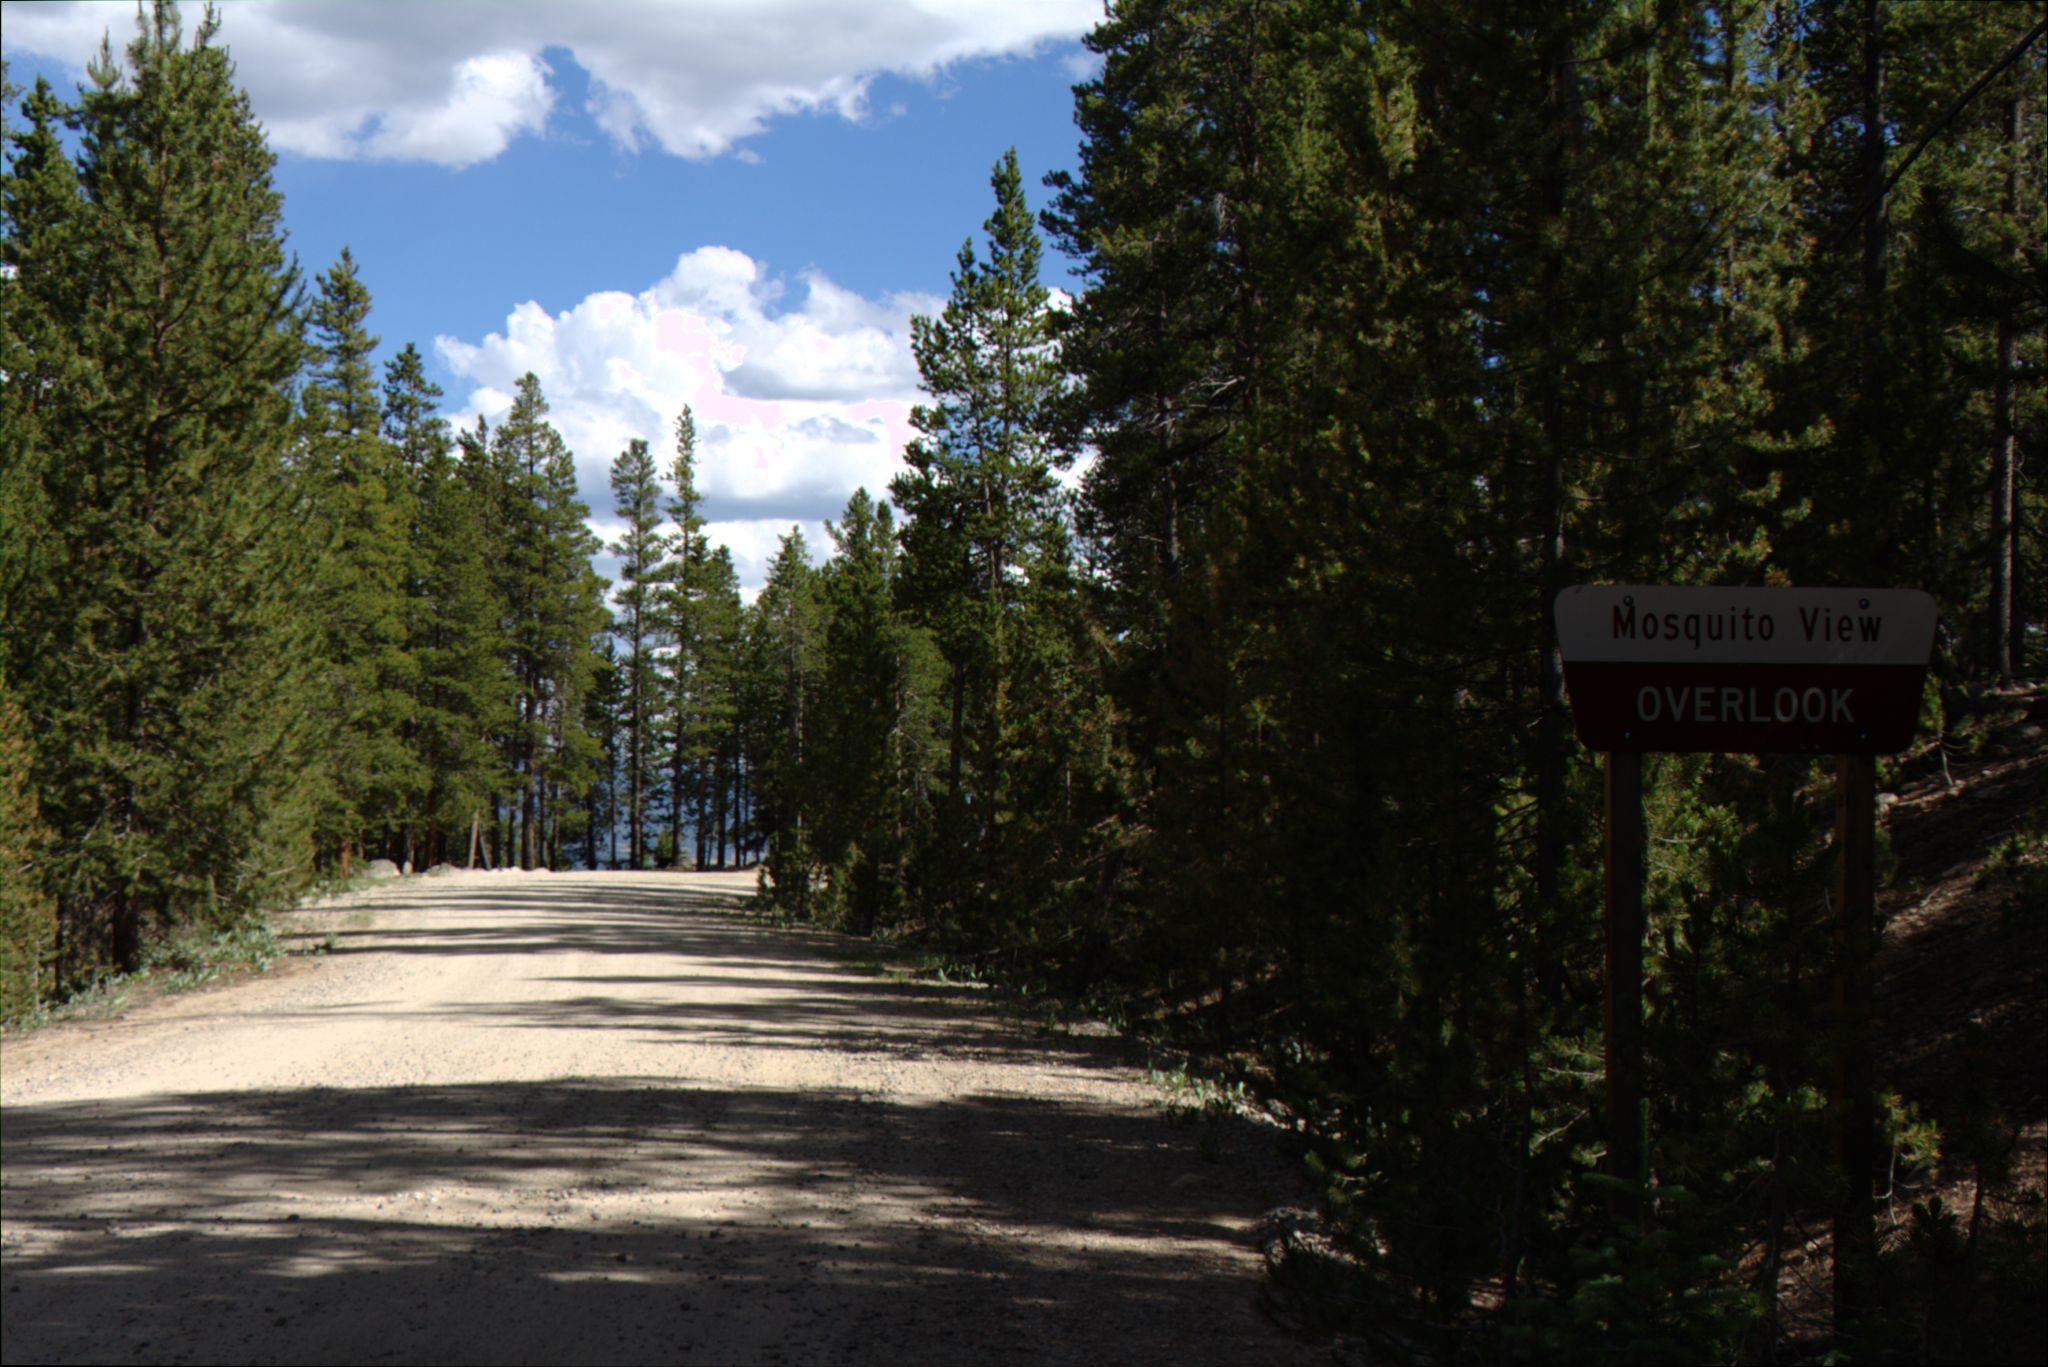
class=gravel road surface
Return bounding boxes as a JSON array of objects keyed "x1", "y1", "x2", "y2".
[{"x1": 1, "y1": 870, "x2": 1310, "y2": 1365}]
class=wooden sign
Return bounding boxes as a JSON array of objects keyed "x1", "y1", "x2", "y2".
[{"x1": 1555, "y1": 586, "x2": 1937, "y2": 753}]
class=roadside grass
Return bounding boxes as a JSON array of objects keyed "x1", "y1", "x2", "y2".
[
  {"x1": 1, "y1": 873, "x2": 386, "y2": 1036},
  {"x1": 2, "y1": 917, "x2": 282, "y2": 1035},
  {"x1": 725, "y1": 887, "x2": 1266, "y2": 1155}
]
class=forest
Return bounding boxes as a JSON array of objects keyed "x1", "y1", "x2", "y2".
[{"x1": 2, "y1": 0, "x2": 2042, "y2": 1360}]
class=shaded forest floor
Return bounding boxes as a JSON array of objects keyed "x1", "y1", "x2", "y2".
[
  {"x1": 1116, "y1": 683, "x2": 2048, "y2": 1362},
  {"x1": 1799, "y1": 682, "x2": 2048, "y2": 1357},
  {"x1": 1877, "y1": 683, "x2": 2046, "y2": 1149}
]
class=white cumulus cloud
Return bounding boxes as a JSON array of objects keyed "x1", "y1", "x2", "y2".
[
  {"x1": 437, "y1": 247, "x2": 940, "y2": 595},
  {"x1": 0, "y1": 0, "x2": 1103, "y2": 167}
]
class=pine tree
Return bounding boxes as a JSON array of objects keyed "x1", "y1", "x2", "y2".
[
  {"x1": 1040, "y1": 0, "x2": 1289, "y2": 999},
  {"x1": 454, "y1": 411, "x2": 519, "y2": 866},
  {"x1": 384, "y1": 344, "x2": 503, "y2": 867},
  {"x1": 1871, "y1": 5, "x2": 2043, "y2": 677},
  {"x1": 660, "y1": 406, "x2": 706, "y2": 866},
  {"x1": 0, "y1": 3, "x2": 317, "y2": 972},
  {"x1": 1, "y1": 74, "x2": 83, "y2": 636},
  {"x1": 814, "y1": 489, "x2": 940, "y2": 931},
  {"x1": 490, "y1": 373, "x2": 608, "y2": 870},
  {"x1": 688, "y1": 544, "x2": 746, "y2": 868},
  {"x1": 301, "y1": 248, "x2": 417, "y2": 874},
  {"x1": 609, "y1": 436, "x2": 669, "y2": 868},
  {"x1": 1043, "y1": 0, "x2": 1840, "y2": 1320},
  {"x1": 753, "y1": 529, "x2": 826, "y2": 913},
  {"x1": 890, "y1": 147, "x2": 1071, "y2": 932}
]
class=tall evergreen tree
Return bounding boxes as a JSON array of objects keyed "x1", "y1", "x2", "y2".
[
  {"x1": 1, "y1": 74, "x2": 82, "y2": 624},
  {"x1": 688, "y1": 544, "x2": 746, "y2": 868},
  {"x1": 658, "y1": 407, "x2": 708, "y2": 865},
  {"x1": 890, "y1": 147, "x2": 1071, "y2": 931},
  {"x1": 753, "y1": 529, "x2": 826, "y2": 912},
  {"x1": 300, "y1": 248, "x2": 417, "y2": 874},
  {"x1": 0, "y1": 68, "x2": 73, "y2": 998},
  {"x1": 453, "y1": 411, "x2": 521, "y2": 866},
  {"x1": 490, "y1": 373, "x2": 608, "y2": 870},
  {"x1": 1043, "y1": 0, "x2": 1856, "y2": 1326},
  {"x1": 0, "y1": 2, "x2": 316, "y2": 971},
  {"x1": 384, "y1": 344, "x2": 503, "y2": 868},
  {"x1": 813, "y1": 489, "x2": 940, "y2": 931},
  {"x1": 609, "y1": 436, "x2": 669, "y2": 868}
]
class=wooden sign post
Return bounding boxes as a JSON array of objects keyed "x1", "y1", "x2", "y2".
[
  {"x1": 1603, "y1": 750, "x2": 1646, "y2": 1229},
  {"x1": 1557, "y1": 586, "x2": 1935, "y2": 1321},
  {"x1": 1833, "y1": 751, "x2": 1878, "y2": 1333}
]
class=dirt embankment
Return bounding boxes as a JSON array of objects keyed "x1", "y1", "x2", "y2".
[{"x1": 1, "y1": 870, "x2": 1310, "y2": 1366}]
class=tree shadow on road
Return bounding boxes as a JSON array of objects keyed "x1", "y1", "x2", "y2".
[
  {"x1": 279, "y1": 887, "x2": 1134, "y2": 1069},
  {"x1": 2, "y1": 1078, "x2": 1304, "y2": 1365}
]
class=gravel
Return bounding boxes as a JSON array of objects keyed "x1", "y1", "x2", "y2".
[{"x1": 1, "y1": 870, "x2": 1311, "y2": 1365}]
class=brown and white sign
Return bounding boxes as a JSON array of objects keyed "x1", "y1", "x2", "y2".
[{"x1": 1555, "y1": 586, "x2": 1937, "y2": 753}]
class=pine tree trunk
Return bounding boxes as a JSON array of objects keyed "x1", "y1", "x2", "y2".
[
  {"x1": 696, "y1": 769, "x2": 710, "y2": 870},
  {"x1": 114, "y1": 622, "x2": 144, "y2": 974},
  {"x1": 1836, "y1": 19, "x2": 1889, "y2": 1339},
  {"x1": 948, "y1": 660, "x2": 965, "y2": 804},
  {"x1": 671, "y1": 717, "x2": 686, "y2": 869},
  {"x1": 1750, "y1": 1118, "x2": 1792, "y2": 1360},
  {"x1": 522, "y1": 695, "x2": 539, "y2": 872},
  {"x1": 733, "y1": 747, "x2": 746, "y2": 868},
  {"x1": 1991, "y1": 93, "x2": 2021, "y2": 681},
  {"x1": 720, "y1": 741, "x2": 737, "y2": 873},
  {"x1": 1993, "y1": 315, "x2": 2017, "y2": 680},
  {"x1": 112, "y1": 892, "x2": 143, "y2": 975},
  {"x1": 1534, "y1": 41, "x2": 1571, "y2": 929},
  {"x1": 1857, "y1": 0, "x2": 1889, "y2": 575},
  {"x1": 733, "y1": 750, "x2": 747, "y2": 867},
  {"x1": 715, "y1": 749, "x2": 729, "y2": 870},
  {"x1": 546, "y1": 780, "x2": 558, "y2": 872},
  {"x1": 628, "y1": 673, "x2": 643, "y2": 868}
]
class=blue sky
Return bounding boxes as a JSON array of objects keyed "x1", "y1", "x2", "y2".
[{"x1": 2, "y1": 0, "x2": 1102, "y2": 591}]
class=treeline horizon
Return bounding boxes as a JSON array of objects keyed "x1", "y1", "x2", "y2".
[{"x1": 4, "y1": 0, "x2": 2043, "y2": 1359}]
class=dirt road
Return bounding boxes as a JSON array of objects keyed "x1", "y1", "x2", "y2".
[{"x1": 1, "y1": 871, "x2": 1309, "y2": 1365}]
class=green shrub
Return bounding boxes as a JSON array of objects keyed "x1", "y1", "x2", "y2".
[{"x1": 1506, "y1": 1181, "x2": 1757, "y2": 1366}]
